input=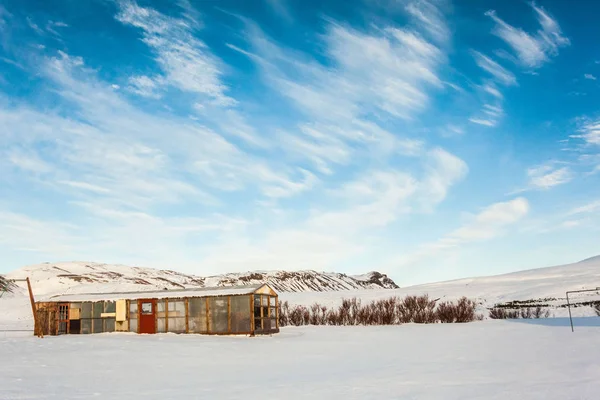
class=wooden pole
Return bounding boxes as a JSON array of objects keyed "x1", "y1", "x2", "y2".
[{"x1": 25, "y1": 278, "x2": 43, "y2": 338}]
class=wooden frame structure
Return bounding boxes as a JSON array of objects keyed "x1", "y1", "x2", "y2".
[{"x1": 35, "y1": 284, "x2": 279, "y2": 337}]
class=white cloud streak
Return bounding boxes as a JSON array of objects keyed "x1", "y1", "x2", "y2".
[
  {"x1": 231, "y1": 12, "x2": 447, "y2": 173},
  {"x1": 469, "y1": 118, "x2": 496, "y2": 127},
  {"x1": 116, "y1": 0, "x2": 235, "y2": 106},
  {"x1": 567, "y1": 200, "x2": 600, "y2": 216},
  {"x1": 527, "y1": 163, "x2": 573, "y2": 189},
  {"x1": 397, "y1": 197, "x2": 530, "y2": 266},
  {"x1": 571, "y1": 119, "x2": 600, "y2": 146},
  {"x1": 127, "y1": 75, "x2": 164, "y2": 98},
  {"x1": 485, "y1": 4, "x2": 569, "y2": 69},
  {"x1": 472, "y1": 51, "x2": 517, "y2": 86}
]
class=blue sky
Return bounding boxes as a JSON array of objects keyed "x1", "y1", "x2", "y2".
[{"x1": 0, "y1": 0, "x2": 599, "y2": 284}]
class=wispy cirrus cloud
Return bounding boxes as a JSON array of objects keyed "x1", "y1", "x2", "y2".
[
  {"x1": 472, "y1": 51, "x2": 517, "y2": 86},
  {"x1": 469, "y1": 118, "x2": 496, "y2": 127},
  {"x1": 230, "y1": 9, "x2": 447, "y2": 173},
  {"x1": 404, "y1": 0, "x2": 450, "y2": 44},
  {"x1": 26, "y1": 17, "x2": 44, "y2": 35},
  {"x1": 469, "y1": 103, "x2": 504, "y2": 128},
  {"x1": 265, "y1": 0, "x2": 293, "y2": 22},
  {"x1": 485, "y1": 3, "x2": 569, "y2": 69},
  {"x1": 567, "y1": 200, "x2": 600, "y2": 216},
  {"x1": 126, "y1": 75, "x2": 164, "y2": 98},
  {"x1": 571, "y1": 119, "x2": 600, "y2": 146},
  {"x1": 116, "y1": 0, "x2": 236, "y2": 107},
  {"x1": 527, "y1": 163, "x2": 573, "y2": 189},
  {"x1": 1, "y1": 50, "x2": 314, "y2": 209},
  {"x1": 396, "y1": 197, "x2": 530, "y2": 267},
  {"x1": 196, "y1": 149, "x2": 467, "y2": 273}
]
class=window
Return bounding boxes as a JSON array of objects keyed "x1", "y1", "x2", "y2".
[
  {"x1": 129, "y1": 301, "x2": 138, "y2": 333},
  {"x1": 141, "y1": 302, "x2": 153, "y2": 315},
  {"x1": 81, "y1": 302, "x2": 92, "y2": 319},
  {"x1": 209, "y1": 297, "x2": 228, "y2": 333},
  {"x1": 80, "y1": 302, "x2": 93, "y2": 334},
  {"x1": 104, "y1": 301, "x2": 116, "y2": 314},
  {"x1": 157, "y1": 300, "x2": 166, "y2": 333},
  {"x1": 81, "y1": 319, "x2": 92, "y2": 334},
  {"x1": 230, "y1": 295, "x2": 250, "y2": 333},
  {"x1": 254, "y1": 295, "x2": 262, "y2": 331},
  {"x1": 93, "y1": 302, "x2": 103, "y2": 318},
  {"x1": 189, "y1": 298, "x2": 207, "y2": 333},
  {"x1": 167, "y1": 300, "x2": 186, "y2": 333},
  {"x1": 253, "y1": 295, "x2": 278, "y2": 332}
]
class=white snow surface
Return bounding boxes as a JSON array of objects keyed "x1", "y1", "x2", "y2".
[{"x1": 1, "y1": 322, "x2": 600, "y2": 399}]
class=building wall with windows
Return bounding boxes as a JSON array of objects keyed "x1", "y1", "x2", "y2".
[{"x1": 35, "y1": 284, "x2": 279, "y2": 336}]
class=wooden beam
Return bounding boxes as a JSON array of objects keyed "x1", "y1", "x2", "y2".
[
  {"x1": 275, "y1": 296, "x2": 279, "y2": 330},
  {"x1": 250, "y1": 294, "x2": 254, "y2": 335}
]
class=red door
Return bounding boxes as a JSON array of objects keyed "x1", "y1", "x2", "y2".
[{"x1": 138, "y1": 299, "x2": 156, "y2": 334}]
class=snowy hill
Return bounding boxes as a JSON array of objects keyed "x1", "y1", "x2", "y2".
[
  {"x1": 4, "y1": 261, "x2": 399, "y2": 297},
  {"x1": 283, "y1": 255, "x2": 600, "y2": 316}
]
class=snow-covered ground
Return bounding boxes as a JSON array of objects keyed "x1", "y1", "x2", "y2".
[{"x1": 1, "y1": 321, "x2": 599, "y2": 399}]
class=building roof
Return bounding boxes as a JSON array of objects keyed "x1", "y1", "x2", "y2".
[{"x1": 44, "y1": 284, "x2": 269, "y2": 302}]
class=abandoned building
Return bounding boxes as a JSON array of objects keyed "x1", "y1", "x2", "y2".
[{"x1": 34, "y1": 284, "x2": 279, "y2": 336}]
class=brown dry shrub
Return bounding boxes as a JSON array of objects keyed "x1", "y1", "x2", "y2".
[
  {"x1": 436, "y1": 297, "x2": 479, "y2": 323},
  {"x1": 397, "y1": 295, "x2": 437, "y2": 324},
  {"x1": 278, "y1": 295, "x2": 482, "y2": 327}
]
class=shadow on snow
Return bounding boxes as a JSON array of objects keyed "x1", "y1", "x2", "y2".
[{"x1": 508, "y1": 316, "x2": 600, "y2": 327}]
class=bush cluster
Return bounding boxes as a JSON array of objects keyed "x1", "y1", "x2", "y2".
[
  {"x1": 279, "y1": 295, "x2": 481, "y2": 327},
  {"x1": 488, "y1": 306, "x2": 550, "y2": 319}
]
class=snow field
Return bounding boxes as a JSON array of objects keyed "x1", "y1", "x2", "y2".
[{"x1": 1, "y1": 321, "x2": 599, "y2": 400}]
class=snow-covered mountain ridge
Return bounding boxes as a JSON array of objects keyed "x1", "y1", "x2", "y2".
[{"x1": 2, "y1": 261, "x2": 399, "y2": 297}]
